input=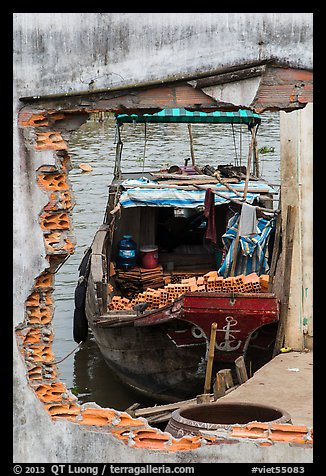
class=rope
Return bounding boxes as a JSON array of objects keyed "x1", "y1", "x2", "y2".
[
  {"x1": 231, "y1": 123, "x2": 238, "y2": 166},
  {"x1": 53, "y1": 341, "x2": 83, "y2": 365}
]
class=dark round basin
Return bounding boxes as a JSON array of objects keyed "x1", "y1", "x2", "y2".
[{"x1": 165, "y1": 402, "x2": 291, "y2": 438}]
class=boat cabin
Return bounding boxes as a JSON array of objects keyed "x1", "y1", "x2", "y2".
[{"x1": 105, "y1": 108, "x2": 277, "y2": 305}]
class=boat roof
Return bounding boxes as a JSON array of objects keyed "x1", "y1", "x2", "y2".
[
  {"x1": 115, "y1": 108, "x2": 261, "y2": 127},
  {"x1": 119, "y1": 177, "x2": 276, "y2": 209}
]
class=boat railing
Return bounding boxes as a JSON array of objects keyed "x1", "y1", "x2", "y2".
[{"x1": 87, "y1": 224, "x2": 111, "y2": 319}]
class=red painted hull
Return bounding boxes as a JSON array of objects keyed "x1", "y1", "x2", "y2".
[{"x1": 136, "y1": 292, "x2": 279, "y2": 363}]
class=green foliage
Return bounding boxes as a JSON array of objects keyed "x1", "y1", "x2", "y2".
[{"x1": 258, "y1": 146, "x2": 275, "y2": 154}]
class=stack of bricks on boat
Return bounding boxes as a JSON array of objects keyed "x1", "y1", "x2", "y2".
[{"x1": 109, "y1": 269, "x2": 270, "y2": 312}]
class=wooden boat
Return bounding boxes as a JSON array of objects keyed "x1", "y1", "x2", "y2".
[{"x1": 73, "y1": 108, "x2": 280, "y2": 402}]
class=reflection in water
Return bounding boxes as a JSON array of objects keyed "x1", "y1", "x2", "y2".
[
  {"x1": 73, "y1": 333, "x2": 158, "y2": 410},
  {"x1": 52, "y1": 113, "x2": 280, "y2": 410}
]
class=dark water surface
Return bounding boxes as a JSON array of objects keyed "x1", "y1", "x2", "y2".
[{"x1": 52, "y1": 112, "x2": 280, "y2": 410}]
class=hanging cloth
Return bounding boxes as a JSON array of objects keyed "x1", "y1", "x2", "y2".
[
  {"x1": 204, "y1": 188, "x2": 217, "y2": 245},
  {"x1": 239, "y1": 202, "x2": 257, "y2": 237}
]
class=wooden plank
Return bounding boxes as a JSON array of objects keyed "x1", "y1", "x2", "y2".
[
  {"x1": 213, "y1": 371, "x2": 226, "y2": 399},
  {"x1": 194, "y1": 184, "x2": 278, "y2": 213},
  {"x1": 197, "y1": 393, "x2": 212, "y2": 404},
  {"x1": 235, "y1": 356, "x2": 248, "y2": 384},
  {"x1": 133, "y1": 386, "x2": 240, "y2": 423},
  {"x1": 219, "y1": 368, "x2": 234, "y2": 389},
  {"x1": 152, "y1": 173, "x2": 217, "y2": 180},
  {"x1": 124, "y1": 403, "x2": 140, "y2": 417},
  {"x1": 273, "y1": 205, "x2": 297, "y2": 356},
  {"x1": 123, "y1": 182, "x2": 274, "y2": 193}
]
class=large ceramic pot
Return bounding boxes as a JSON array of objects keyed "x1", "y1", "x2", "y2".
[{"x1": 165, "y1": 402, "x2": 291, "y2": 438}]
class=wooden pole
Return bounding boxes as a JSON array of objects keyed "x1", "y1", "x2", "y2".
[
  {"x1": 213, "y1": 371, "x2": 226, "y2": 399},
  {"x1": 268, "y1": 192, "x2": 282, "y2": 292},
  {"x1": 272, "y1": 205, "x2": 297, "y2": 356},
  {"x1": 188, "y1": 123, "x2": 196, "y2": 166},
  {"x1": 204, "y1": 322, "x2": 218, "y2": 394},
  {"x1": 230, "y1": 127, "x2": 256, "y2": 277},
  {"x1": 194, "y1": 184, "x2": 279, "y2": 214}
]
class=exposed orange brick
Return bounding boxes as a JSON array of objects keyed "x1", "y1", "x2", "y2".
[
  {"x1": 40, "y1": 211, "x2": 70, "y2": 230},
  {"x1": 270, "y1": 424, "x2": 308, "y2": 433},
  {"x1": 19, "y1": 328, "x2": 41, "y2": 345},
  {"x1": 230, "y1": 425, "x2": 268, "y2": 439},
  {"x1": 34, "y1": 272, "x2": 54, "y2": 290},
  {"x1": 34, "y1": 131, "x2": 68, "y2": 151},
  {"x1": 168, "y1": 436, "x2": 202, "y2": 452},
  {"x1": 268, "y1": 424, "x2": 309, "y2": 444},
  {"x1": 26, "y1": 306, "x2": 53, "y2": 325},
  {"x1": 37, "y1": 173, "x2": 69, "y2": 191},
  {"x1": 27, "y1": 364, "x2": 43, "y2": 380},
  {"x1": 246, "y1": 422, "x2": 269, "y2": 431},
  {"x1": 19, "y1": 111, "x2": 49, "y2": 127},
  {"x1": 23, "y1": 328, "x2": 53, "y2": 345},
  {"x1": 25, "y1": 292, "x2": 40, "y2": 307},
  {"x1": 132, "y1": 429, "x2": 170, "y2": 450},
  {"x1": 44, "y1": 231, "x2": 74, "y2": 254},
  {"x1": 79, "y1": 408, "x2": 117, "y2": 426},
  {"x1": 27, "y1": 362, "x2": 58, "y2": 381},
  {"x1": 25, "y1": 345, "x2": 54, "y2": 363},
  {"x1": 114, "y1": 412, "x2": 147, "y2": 428},
  {"x1": 44, "y1": 403, "x2": 81, "y2": 420},
  {"x1": 26, "y1": 290, "x2": 53, "y2": 307},
  {"x1": 34, "y1": 382, "x2": 72, "y2": 403},
  {"x1": 47, "y1": 111, "x2": 67, "y2": 122},
  {"x1": 44, "y1": 191, "x2": 73, "y2": 211},
  {"x1": 268, "y1": 431, "x2": 307, "y2": 444},
  {"x1": 110, "y1": 429, "x2": 131, "y2": 441}
]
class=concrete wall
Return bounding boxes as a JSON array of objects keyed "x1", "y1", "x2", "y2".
[
  {"x1": 13, "y1": 13, "x2": 313, "y2": 463},
  {"x1": 13, "y1": 13, "x2": 312, "y2": 98}
]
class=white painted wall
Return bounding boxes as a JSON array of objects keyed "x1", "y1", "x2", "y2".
[{"x1": 280, "y1": 104, "x2": 313, "y2": 350}]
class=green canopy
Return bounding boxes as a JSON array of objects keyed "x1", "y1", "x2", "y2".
[{"x1": 115, "y1": 107, "x2": 261, "y2": 127}]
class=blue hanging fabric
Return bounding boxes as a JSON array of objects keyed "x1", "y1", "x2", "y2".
[{"x1": 218, "y1": 212, "x2": 275, "y2": 277}]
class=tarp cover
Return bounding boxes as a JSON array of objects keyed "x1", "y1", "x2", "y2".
[
  {"x1": 116, "y1": 108, "x2": 261, "y2": 127},
  {"x1": 218, "y1": 213, "x2": 275, "y2": 277},
  {"x1": 119, "y1": 177, "x2": 275, "y2": 209}
]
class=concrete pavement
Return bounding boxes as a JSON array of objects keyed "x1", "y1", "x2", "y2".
[{"x1": 219, "y1": 351, "x2": 313, "y2": 427}]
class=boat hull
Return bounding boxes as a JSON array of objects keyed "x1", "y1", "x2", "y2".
[
  {"x1": 89, "y1": 321, "x2": 207, "y2": 402},
  {"x1": 87, "y1": 292, "x2": 279, "y2": 402}
]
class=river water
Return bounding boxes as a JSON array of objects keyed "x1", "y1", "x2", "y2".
[{"x1": 52, "y1": 112, "x2": 280, "y2": 410}]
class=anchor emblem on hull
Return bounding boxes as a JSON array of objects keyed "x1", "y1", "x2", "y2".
[{"x1": 216, "y1": 316, "x2": 241, "y2": 352}]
